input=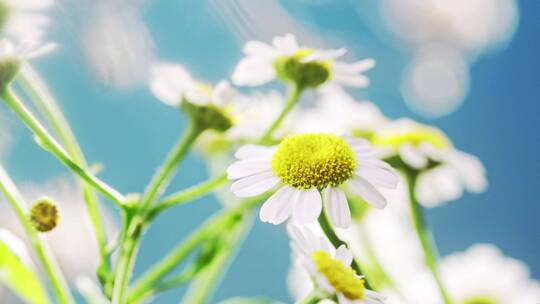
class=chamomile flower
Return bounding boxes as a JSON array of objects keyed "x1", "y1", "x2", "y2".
[
  {"x1": 373, "y1": 118, "x2": 487, "y2": 207},
  {"x1": 438, "y1": 244, "x2": 540, "y2": 304},
  {"x1": 288, "y1": 225, "x2": 385, "y2": 304},
  {"x1": 150, "y1": 61, "x2": 236, "y2": 107},
  {"x1": 0, "y1": 0, "x2": 55, "y2": 41},
  {"x1": 232, "y1": 33, "x2": 375, "y2": 89},
  {"x1": 227, "y1": 133, "x2": 398, "y2": 228},
  {"x1": 0, "y1": 38, "x2": 56, "y2": 88}
]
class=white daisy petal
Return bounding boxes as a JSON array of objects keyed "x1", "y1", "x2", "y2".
[
  {"x1": 230, "y1": 171, "x2": 279, "y2": 197},
  {"x1": 260, "y1": 186, "x2": 296, "y2": 224},
  {"x1": 348, "y1": 177, "x2": 388, "y2": 209},
  {"x1": 356, "y1": 166, "x2": 399, "y2": 189},
  {"x1": 149, "y1": 62, "x2": 193, "y2": 106},
  {"x1": 243, "y1": 40, "x2": 275, "y2": 57},
  {"x1": 227, "y1": 160, "x2": 272, "y2": 179},
  {"x1": 335, "y1": 245, "x2": 353, "y2": 267},
  {"x1": 323, "y1": 187, "x2": 351, "y2": 229},
  {"x1": 234, "y1": 145, "x2": 276, "y2": 160},
  {"x1": 272, "y1": 33, "x2": 298, "y2": 55},
  {"x1": 232, "y1": 57, "x2": 275, "y2": 86},
  {"x1": 292, "y1": 187, "x2": 322, "y2": 225},
  {"x1": 399, "y1": 144, "x2": 428, "y2": 169}
]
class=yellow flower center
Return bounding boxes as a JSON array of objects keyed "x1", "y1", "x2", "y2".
[
  {"x1": 274, "y1": 49, "x2": 330, "y2": 88},
  {"x1": 271, "y1": 134, "x2": 357, "y2": 190},
  {"x1": 373, "y1": 126, "x2": 450, "y2": 150},
  {"x1": 29, "y1": 198, "x2": 59, "y2": 233},
  {"x1": 311, "y1": 250, "x2": 365, "y2": 300}
]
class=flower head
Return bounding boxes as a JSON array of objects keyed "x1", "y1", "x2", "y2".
[
  {"x1": 288, "y1": 225, "x2": 385, "y2": 304},
  {"x1": 232, "y1": 33, "x2": 375, "y2": 89},
  {"x1": 0, "y1": 0, "x2": 55, "y2": 41},
  {"x1": 373, "y1": 118, "x2": 487, "y2": 207},
  {"x1": 29, "y1": 197, "x2": 59, "y2": 232},
  {"x1": 227, "y1": 133, "x2": 398, "y2": 228},
  {"x1": 149, "y1": 62, "x2": 236, "y2": 131}
]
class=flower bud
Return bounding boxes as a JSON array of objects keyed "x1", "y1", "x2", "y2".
[
  {"x1": 0, "y1": 57, "x2": 21, "y2": 91},
  {"x1": 274, "y1": 51, "x2": 330, "y2": 89},
  {"x1": 29, "y1": 198, "x2": 59, "y2": 232},
  {"x1": 180, "y1": 99, "x2": 233, "y2": 133}
]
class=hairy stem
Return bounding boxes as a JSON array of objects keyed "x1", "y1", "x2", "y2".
[
  {"x1": 0, "y1": 164, "x2": 75, "y2": 303},
  {"x1": 0, "y1": 87, "x2": 125, "y2": 207},
  {"x1": 404, "y1": 169, "x2": 453, "y2": 304}
]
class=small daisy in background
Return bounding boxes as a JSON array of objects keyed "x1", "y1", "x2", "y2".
[
  {"x1": 0, "y1": 0, "x2": 55, "y2": 41},
  {"x1": 150, "y1": 61, "x2": 236, "y2": 108},
  {"x1": 227, "y1": 133, "x2": 398, "y2": 228},
  {"x1": 232, "y1": 33, "x2": 375, "y2": 89},
  {"x1": 287, "y1": 224, "x2": 385, "y2": 304},
  {"x1": 372, "y1": 118, "x2": 487, "y2": 207}
]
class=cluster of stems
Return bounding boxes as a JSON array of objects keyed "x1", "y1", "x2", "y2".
[{"x1": 0, "y1": 65, "x2": 453, "y2": 304}]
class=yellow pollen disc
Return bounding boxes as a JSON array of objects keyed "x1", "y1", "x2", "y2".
[
  {"x1": 373, "y1": 126, "x2": 451, "y2": 150},
  {"x1": 311, "y1": 251, "x2": 365, "y2": 300},
  {"x1": 271, "y1": 134, "x2": 357, "y2": 189}
]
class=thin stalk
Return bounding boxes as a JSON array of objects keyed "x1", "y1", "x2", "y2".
[
  {"x1": 133, "y1": 265, "x2": 198, "y2": 302},
  {"x1": 18, "y1": 65, "x2": 111, "y2": 279},
  {"x1": 0, "y1": 164, "x2": 75, "y2": 303},
  {"x1": 298, "y1": 291, "x2": 321, "y2": 304},
  {"x1": 181, "y1": 215, "x2": 253, "y2": 303},
  {"x1": 152, "y1": 173, "x2": 228, "y2": 215},
  {"x1": 0, "y1": 87, "x2": 125, "y2": 207},
  {"x1": 318, "y1": 209, "x2": 372, "y2": 290},
  {"x1": 259, "y1": 84, "x2": 302, "y2": 144},
  {"x1": 404, "y1": 169, "x2": 452, "y2": 304},
  {"x1": 129, "y1": 196, "x2": 264, "y2": 300},
  {"x1": 112, "y1": 122, "x2": 204, "y2": 303}
]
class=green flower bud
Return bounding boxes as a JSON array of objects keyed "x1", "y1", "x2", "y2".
[
  {"x1": 29, "y1": 198, "x2": 59, "y2": 232},
  {"x1": 0, "y1": 57, "x2": 21, "y2": 91},
  {"x1": 180, "y1": 99, "x2": 233, "y2": 133},
  {"x1": 274, "y1": 50, "x2": 330, "y2": 89}
]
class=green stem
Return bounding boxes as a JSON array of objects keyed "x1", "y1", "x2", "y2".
[
  {"x1": 152, "y1": 173, "x2": 228, "y2": 216},
  {"x1": 259, "y1": 84, "x2": 302, "y2": 145},
  {"x1": 181, "y1": 215, "x2": 253, "y2": 303},
  {"x1": 317, "y1": 209, "x2": 372, "y2": 290},
  {"x1": 18, "y1": 65, "x2": 111, "y2": 282},
  {"x1": 298, "y1": 291, "x2": 321, "y2": 304},
  {"x1": 404, "y1": 169, "x2": 452, "y2": 304},
  {"x1": 0, "y1": 164, "x2": 75, "y2": 303},
  {"x1": 129, "y1": 196, "x2": 263, "y2": 300},
  {"x1": 132, "y1": 265, "x2": 198, "y2": 302},
  {"x1": 112, "y1": 122, "x2": 204, "y2": 304},
  {"x1": 0, "y1": 87, "x2": 126, "y2": 207}
]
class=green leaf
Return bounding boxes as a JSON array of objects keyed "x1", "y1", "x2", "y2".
[{"x1": 0, "y1": 231, "x2": 51, "y2": 304}]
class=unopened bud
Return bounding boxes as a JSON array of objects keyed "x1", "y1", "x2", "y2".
[{"x1": 29, "y1": 198, "x2": 59, "y2": 232}]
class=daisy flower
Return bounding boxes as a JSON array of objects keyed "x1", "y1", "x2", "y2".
[
  {"x1": 232, "y1": 33, "x2": 375, "y2": 89},
  {"x1": 438, "y1": 244, "x2": 540, "y2": 304},
  {"x1": 227, "y1": 133, "x2": 398, "y2": 228},
  {"x1": 0, "y1": 0, "x2": 55, "y2": 41},
  {"x1": 287, "y1": 225, "x2": 385, "y2": 304},
  {"x1": 150, "y1": 61, "x2": 236, "y2": 107},
  {"x1": 372, "y1": 118, "x2": 487, "y2": 207}
]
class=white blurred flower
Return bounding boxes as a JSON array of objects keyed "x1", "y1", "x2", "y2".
[
  {"x1": 149, "y1": 61, "x2": 236, "y2": 107},
  {"x1": 82, "y1": 5, "x2": 154, "y2": 90},
  {"x1": 293, "y1": 85, "x2": 387, "y2": 135},
  {"x1": 401, "y1": 45, "x2": 469, "y2": 118},
  {"x1": 0, "y1": 176, "x2": 117, "y2": 281},
  {"x1": 0, "y1": 37, "x2": 56, "y2": 61},
  {"x1": 438, "y1": 244, "x2": 540, "y2": 304},
  {"x1": 287, "y1": 225, "x2": 385, "y2": 304},
  {"x1": 0, "y1": 0, "x2": 55, "y2": 41},
  {"x1": 380, "y1": 0, "x2": 519, "y2": 55},
  {"x1": 232, "y1": 33, "x2": 375, "y2": 89},
  {"x1": 227, "y1": 134, "x2": 398, "y2": 228},
  {"x1": 373, "y1": 118, "x2": 487, "y2": 207}
]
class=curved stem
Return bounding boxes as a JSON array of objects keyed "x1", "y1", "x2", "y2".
[
  {"x1": 259, "y1": 84, "x2": 302, "y2": 145},
  {"x1": 0, "y1": 87, "x2": 125, "y2": 207},
  {"x1": 317, "y1": 209, "x2": 373, "y2": 290},
  {"x1": 0, "y1": 164, "x2": 75, "y2": 303},
  {"x1": 404, "y1": 169, "x2": 452, "y2": 304},
  {"x1": 18, "y1": 65, "x2": 111, "y2": 282}
]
